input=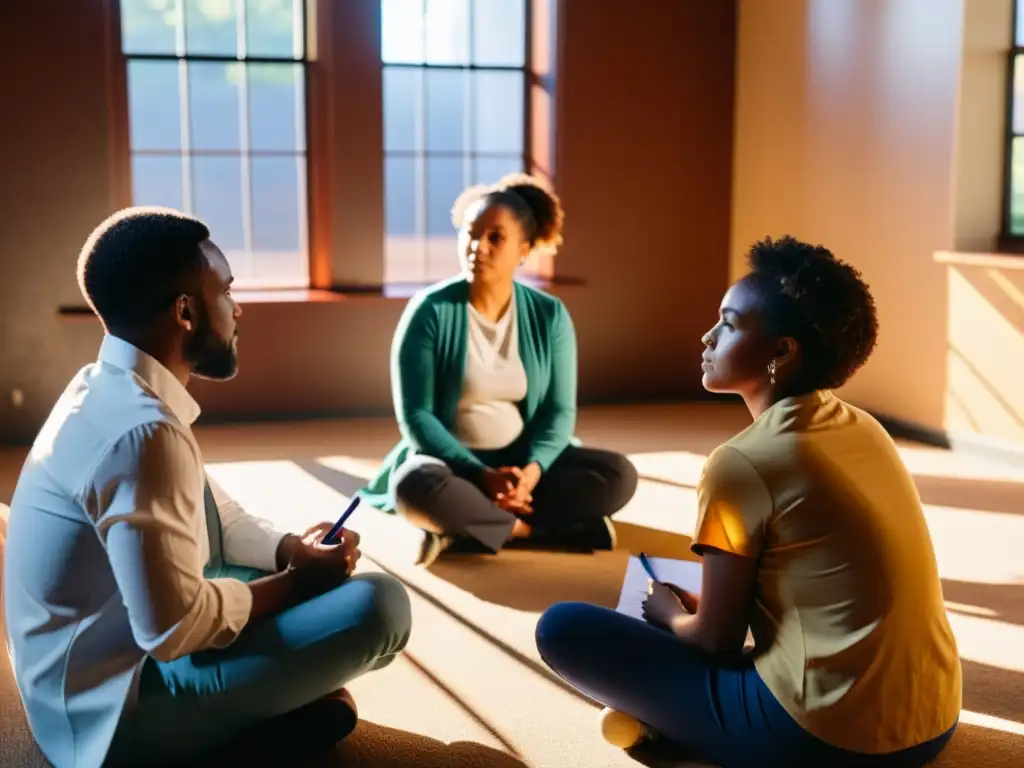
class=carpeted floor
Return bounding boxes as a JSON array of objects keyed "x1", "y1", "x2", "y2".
[{"x1": 1, "y1": 403, "x2": 1022, "y2": 767}]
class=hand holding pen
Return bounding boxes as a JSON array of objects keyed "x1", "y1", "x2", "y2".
[{"x1": 639, "y1": 552, "x2": 700, "y2": 616}]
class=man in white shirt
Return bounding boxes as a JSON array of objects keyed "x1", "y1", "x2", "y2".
[{"x1": 2, "y1": 207, "x2": 412, "y2": 768}]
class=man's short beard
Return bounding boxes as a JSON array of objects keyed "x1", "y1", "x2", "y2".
[{"x1": 183, "y1": 303, "x2": 238, "y2": 381}]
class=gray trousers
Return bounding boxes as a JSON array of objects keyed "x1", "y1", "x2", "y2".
[{"x1": 391, "y1": 445, "x2": 639, "y2": 552}]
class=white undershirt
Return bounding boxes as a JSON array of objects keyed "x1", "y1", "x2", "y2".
[{"x1": 453, "y1": 296, "x2": 529, "y2": 450}]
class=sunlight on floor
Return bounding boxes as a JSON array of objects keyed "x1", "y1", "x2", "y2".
[
  {"x1": 3, "y1": 404, "x2": 1022, "y2": 766},
  {"x1": 205, "y1": 436, "x2": 1024, "y2": 727},
  {"x1": 895, "y1": 444, "x2": 1024, "y2": 482},
  {"x1": 159, "y1": 406, "x2": 1024, "y2": 767},
  {"x1": 960, "y1": 710, "x2": 1024, "y2": 737}
]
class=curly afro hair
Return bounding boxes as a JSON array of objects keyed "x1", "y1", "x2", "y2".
[
  {"x1": 77, "y1": 206, "x2": 210, "y2": 335},
  {"x1": 744, "y1": 235, "x2": 878, "y2": 390},
  {"x1": 450, "y1": 173, "x2": 565, "y2": 254}
]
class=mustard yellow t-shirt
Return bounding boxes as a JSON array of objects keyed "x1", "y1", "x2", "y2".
[{"x1": 693, "y1": 390, "x2": 961, "y2": 754}]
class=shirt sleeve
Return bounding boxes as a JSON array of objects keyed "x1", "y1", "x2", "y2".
[
  {"x1": 208, "y1": 475, "x2": 287, "y2": 573},
  {"x1": 691, "y1": 445, "x2": 773, "y2": 558},
  {"x1": 392, "y1": 294, "x2": 487, "y2": 475},
  {"x1": 88, "y1": 422, "x2": 253, "y2": 662},
  {"x1": 526, "y1": 300, "x2": 578, "y2": 472}
]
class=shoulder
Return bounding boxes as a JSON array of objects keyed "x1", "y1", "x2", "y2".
[
  {"x1": 700, "y1": 443, "x2": 764, "y2": 490},
  {"x1": 409, "y1": 276, "x2": 469, "y2": 309},
  {"x1": 99, "y1": 420, "x2": 202, "y2": 480},
  {"x1": 514, "y1": 281, "x2": 569, "y2": 324},
  {"x1": 31, "y1": 366, "x2": 197, "y2": 488},
  {"x1": 693, "y1": 443, "x2": 773, "y2": 556},
  {"x1": 397, "y1": 277, "x2": 469, "y2": 331},
  {"x1": 698, "y1": 441, "x2": 773, "y2": 515}
]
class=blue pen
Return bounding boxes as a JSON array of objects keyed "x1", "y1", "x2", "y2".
[
  {"x1": 321, "y1": 497, "x2": 361, "y2": 544},
  {"x1": 638, "y1": 552, "x2": 660, "y2": 584}
]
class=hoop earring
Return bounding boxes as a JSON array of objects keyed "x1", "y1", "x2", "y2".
[{"x1": 768, "y1": 359, "x2": 777, "y2": 386}]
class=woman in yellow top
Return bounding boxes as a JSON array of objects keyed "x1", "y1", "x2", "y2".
[{"x1": 536, "y1": 236, "x2": 961, "y2": 767}]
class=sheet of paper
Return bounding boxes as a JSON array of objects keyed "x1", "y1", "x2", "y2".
[{"x1": 614, "y1": 556, "x2": 703, "y2": 621}]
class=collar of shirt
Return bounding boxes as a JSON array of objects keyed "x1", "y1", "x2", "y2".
[{"x1": 97, "y1": 334, "x2": 201, "y2": 427}]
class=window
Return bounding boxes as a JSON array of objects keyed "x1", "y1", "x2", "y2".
[
  {"x1": 120, "y1": 0, "x2": 309, "y2": 288},
  {"x1": 381, "y1": 0, "x2": 529, "y2": 283},
  {"x1": 1007, "y1": 0, "x2": 1024, "y2": 240}
]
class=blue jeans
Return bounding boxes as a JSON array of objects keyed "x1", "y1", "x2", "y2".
[
  {"x1": 106, "y1": 566, "x2": 411, "y2": 766},
  {"x1": 536, "y1": 603, "x2": 956, "y2": 768}
]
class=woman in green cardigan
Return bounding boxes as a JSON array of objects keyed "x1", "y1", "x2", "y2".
[{"x1": 360, "y1": 174, "x2": 638, "y2": 566}]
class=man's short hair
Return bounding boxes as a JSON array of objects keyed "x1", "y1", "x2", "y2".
[{"x1": 77, "y1": 206, "x2": 211, "y2": 334}]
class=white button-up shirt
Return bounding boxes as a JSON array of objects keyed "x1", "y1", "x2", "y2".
[{"x1": 3, "y1": 336, "x2": 288, "y2": 768}]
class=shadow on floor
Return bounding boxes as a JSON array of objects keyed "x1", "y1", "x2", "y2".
[
  {"x1": 425, "y1": 524, "x2": 698, "y2": 613},
  {"x1": 426, "y1": 549, "x2": 628, "y2": 612},
  {"x1": 293, "y1": 459, "x2": 369, "y2": 499},
  {"x1": 931, "y1": 722, "x2": 1024, "y2": 768},
  {"x1": 961, "y1": 659, "x2": 1024, "y2": 725},
  {"x1": 942, "y1": 578, "x2": 1024, "y2": 627},
  {"x1": 620, "y1": 720, "x2": 1024, "y2": 768},
  {"x1": 305, "y1": 722, "x2": 529, "y2": 768}
]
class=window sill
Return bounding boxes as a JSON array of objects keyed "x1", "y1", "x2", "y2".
[
  {"x1": 933, "y1": 250, "x2": 1024, "y2": 271},
  {"x1": 56, "y1": 275, "x2": 586, "y2": 317}
]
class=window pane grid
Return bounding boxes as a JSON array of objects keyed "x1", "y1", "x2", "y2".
[
  {"x1": 1010, "y1": 5, "x2": 1024, "y2": 236},
  {"x1": 382, "y1": 0, "x2": 529, "y2": 283},
  {"x1": 130, "y1": 149, "x2": 303, "y2": 156},
  {"x1": 121, "y1": 53, "x2": 307, "y2": 63},
  {"x1": 1008, "y1": 4, "x2": 1024, "y2": 237},
  {"x1": 382, "y1": 62, "x2": 525, "y2": 71},
  {"x1": 121, "y1": 0, "x2": 309, "y2": 288},
  {"x1": 384, "y1": 149, "x2": 526, "y2": 158}
]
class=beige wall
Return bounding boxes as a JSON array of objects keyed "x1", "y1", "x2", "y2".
[{"x1": 731, "y1": 0, "x2": 967, "y2": 433}]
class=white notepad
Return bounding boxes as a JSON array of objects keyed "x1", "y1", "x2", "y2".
[
  {"x1": 614, "y1": 555, "x2": 703, "y2": 621},
  {"x1": 616, "y1": 555, "x2": 756, "y2": 649}
]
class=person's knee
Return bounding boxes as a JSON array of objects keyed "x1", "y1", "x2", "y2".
[
  {"x1": 350, "y1": 572, "x2": 412, "y2": 658},
  {"x1": 535, "y1": 601, "x2": 595, "y2": 668},
  {"x1": 393, "y1": 464, "x2": 451, "y2": 516},
  {"x1": 606, "y1": 453, "x2": 639, "y2": 511}
]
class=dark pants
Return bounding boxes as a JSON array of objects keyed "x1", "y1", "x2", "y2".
[
  {"x1": 536, "y1": 602, "x2": 957, "y2": 768},
  {"x1": 392, "y1": 445, "x2": 639, "y2": 552}
]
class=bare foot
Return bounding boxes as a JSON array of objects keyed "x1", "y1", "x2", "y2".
[{"x1": 511, "y1": 518, "x2": 532, "y2": 539}]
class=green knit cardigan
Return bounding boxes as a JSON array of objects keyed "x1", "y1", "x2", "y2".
[{"x1": 358, "y1": 276, "x2": 579, "y2": 511}]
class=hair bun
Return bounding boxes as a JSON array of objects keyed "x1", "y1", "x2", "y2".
[
  {"x1": 496, "y1": 173, "x2": 564, "y2": 250},
  {"x1": 449, "y1": 173, "x2": 565, "y2": 252}
]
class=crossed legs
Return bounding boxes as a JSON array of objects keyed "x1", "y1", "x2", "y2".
[
  {"x1": 106, "y1": 570, "x2": 411, "y2": 766},
  {"x1": 391, "y1": 446, "x2": 639, "y2": 553}
]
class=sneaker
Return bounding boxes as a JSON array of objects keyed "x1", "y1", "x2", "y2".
[
  {"x1": 229, "y1": 688, "x2": 358, "y2": 760},
  {"x1": 566, "y1": 516, "x2": 618, "y2": 551},
  {"x1": 505, "y1": 516, "x2": 618, "y2": 553},
  {"x1": 416, "y1": 531, "x2": 454, "y2": 567}
]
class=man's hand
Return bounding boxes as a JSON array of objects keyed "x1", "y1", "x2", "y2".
[
  {"x1": 285, "y1": 523, "x2": 361, "y2": 596},
  {"x1": 493, "y1": 463, "x2": 541, "y2": 514}
]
